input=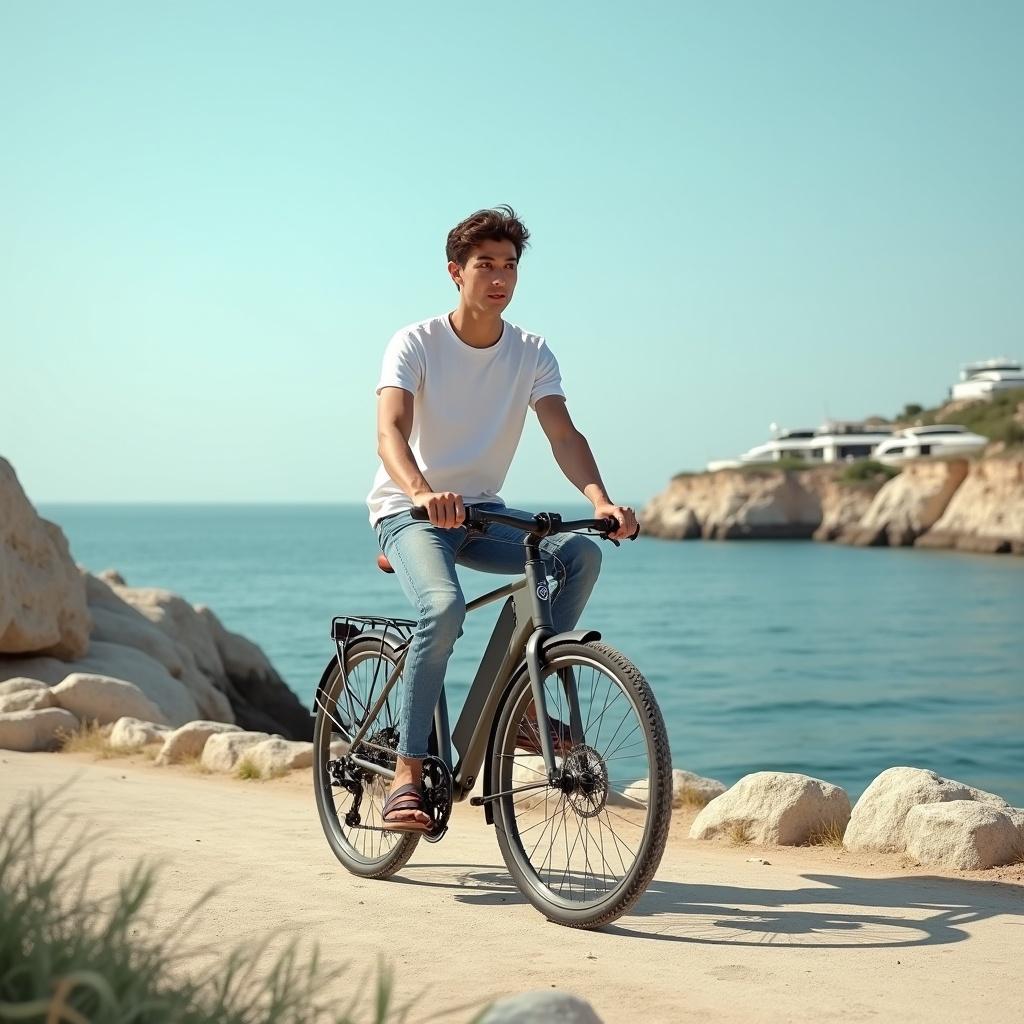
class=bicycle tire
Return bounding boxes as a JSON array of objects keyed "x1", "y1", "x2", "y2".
[
  {"x1": 490, "y1": 640, "x2": 672, "y2": 929},
  {"x1": 312, "y1": 636, "x2": 420, "y2": 879}
]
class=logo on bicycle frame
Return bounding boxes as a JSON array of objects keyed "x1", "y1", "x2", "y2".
[{"x1": 536, "y1": 583, "x2": 549, "y2": 601}]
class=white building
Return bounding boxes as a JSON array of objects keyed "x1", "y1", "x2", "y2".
[{"x1": 951, "y1": 358, "x2": 1024, "y2": 401}]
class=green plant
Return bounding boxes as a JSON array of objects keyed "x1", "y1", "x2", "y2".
[
  {"x1": 838, "y1": 460, "x2": 900, "y2": 484},
  {"x1": 235, "y1": 756, "x2": 264, "y2": 781},
  {"x1": 0, "y1": 794, "x2": 486, "y2": 1023}
]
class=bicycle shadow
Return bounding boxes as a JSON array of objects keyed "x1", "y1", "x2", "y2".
[{"x1": 398, "y1": 863, "x2": 1024, "y2": 950}]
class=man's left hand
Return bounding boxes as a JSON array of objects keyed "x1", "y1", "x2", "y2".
[{"x1": 592, "y1": 502, "x2": 638, "y2": 541}]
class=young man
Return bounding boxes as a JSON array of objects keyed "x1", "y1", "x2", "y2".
[{"x1": 367, "y1": 206, "x2": 637, "y2": 831}]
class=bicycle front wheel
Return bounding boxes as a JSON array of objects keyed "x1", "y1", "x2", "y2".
[{"x1": 491, "y1": 640, "x2": 672, "y2": 929}]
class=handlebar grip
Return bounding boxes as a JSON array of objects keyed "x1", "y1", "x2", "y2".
[{"x1": 409, "y1": 505, "x2": 430, "y2": 521}]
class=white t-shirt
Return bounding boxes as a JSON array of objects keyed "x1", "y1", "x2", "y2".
[{"x1": 366, "y1": 314, "x2": 566, "y2": 525}]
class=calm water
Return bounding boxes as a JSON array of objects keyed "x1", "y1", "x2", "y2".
[{"x1": 42, "y1": 504, "x2": 1024, "y2": 805}]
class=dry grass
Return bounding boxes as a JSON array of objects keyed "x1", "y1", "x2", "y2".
[
  {"x1": 726, "y1": 822, "x2": 753, "y2": 846},
  {"x1": 677, "y1": 788, "x2": 714, "y2": 809},
  {"x1": 58, "y1": 721, "x2": 116, "y2": 758},
  {"x1": 235, "y1": 756, "x2": 264, "y2": 781},
  {"x1": 806, "y1": 820, "x2": 847, "y2": 849},
  {"x1": 180, "y1": 752, "x2": 214, "y2": 775}
]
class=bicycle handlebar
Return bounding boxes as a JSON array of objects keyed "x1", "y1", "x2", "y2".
[{"x1": 408, "y1": 504, "x2": 640, "y2": 541}]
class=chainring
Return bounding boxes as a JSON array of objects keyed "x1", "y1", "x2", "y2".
[{"x1": 420, "y1": 755, "x2": 453, "y2": 843}]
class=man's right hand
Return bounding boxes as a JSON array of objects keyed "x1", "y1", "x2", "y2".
[{"x1": 412, "y1": 491, "x2": 466, "y2": 529}]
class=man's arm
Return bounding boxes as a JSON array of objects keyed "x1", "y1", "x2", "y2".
[
  {"x1": 534, "y1": 395, "x2": 637, "y2": 539},
  {"x1": 377, "y1": 387, "x2": 465, "y2": 528}
]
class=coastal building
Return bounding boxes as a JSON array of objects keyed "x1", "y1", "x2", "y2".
[
  {"x1": 951, "y1": 358, "x2": 1024, "y2": 401},
  {"x1": 873, "y1": 424, "x2": 988, "y2": 464},
  {"x1": 707, "y1": 420, "x2": 893, "y2": 471}
]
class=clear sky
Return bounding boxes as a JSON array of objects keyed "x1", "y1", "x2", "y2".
[{"x1": 2, "y1": 1, "x2": 1021, "y2": 507}]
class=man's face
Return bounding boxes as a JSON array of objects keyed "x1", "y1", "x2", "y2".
[{"x1": 449, "y1": 239, "x2": 518, "y2": 314}]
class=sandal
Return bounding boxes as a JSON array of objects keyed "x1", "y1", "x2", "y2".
[
  {"x1": 515, "y1": 715, "x2": 574, "y2": 756},
  {"x1": 381, "y1": 783, "x2": 432, "y2": 833}
]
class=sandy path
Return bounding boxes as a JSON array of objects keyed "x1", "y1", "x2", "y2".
[{"x1": 3, "y1": 751, "x2": 1022, "y2": 1023}]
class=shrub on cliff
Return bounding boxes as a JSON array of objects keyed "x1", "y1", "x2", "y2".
[
  {"x1": 839, "y1": 460, "x2": 900, "y2": 484},
  {"x1": 914, "y1": 387, "x2": 1024, "y2": 447}
]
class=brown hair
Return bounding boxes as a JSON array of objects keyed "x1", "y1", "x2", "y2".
[{"x1": 445, "y1": 205, "x2": 530, "y2": 266}]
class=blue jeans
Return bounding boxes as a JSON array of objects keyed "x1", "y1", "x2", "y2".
[{"x1": 375, "y1": 504, "x2": 602, "y2": 758}]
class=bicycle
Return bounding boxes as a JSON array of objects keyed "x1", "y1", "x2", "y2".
[{"x1": 311, "y1": 505, "x2": 672, "y2": 929}]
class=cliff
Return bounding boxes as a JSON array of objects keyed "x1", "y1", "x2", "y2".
[
  {"x1": 643, "y1": 466, "x2": 884, "y2": 542},
  {"x1": 643, "y1": 456, "x2": 1024, "y2": 555}
]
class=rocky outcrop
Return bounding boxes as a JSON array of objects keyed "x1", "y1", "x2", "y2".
[
  {"x1": 689, "y1": 772, "x2": 851, "y2": 846},
  {"x1": 915, "y1": 457, "x2": 1024, "y2": 554},
  {"x1": 812, "y1": 476, "x2": 886, "y2": 541},
  {"x1": 0, "y1": 458, "x2": 91, "y2": 658},
  {"x1": 644, "y1": 468, "x2": 824, "y2": 540},
  {"x1": 838, "y1": 459, "x2": 969, "y2": 547},
  {"x1": 844, "y1": 767, "x2": 1014, "y2": 853},
  {"x1": 0, "y1": 458, "x2": 312, "y2": 739},
  {"x1": 0, "y1": 679, "x2": 56, "y2": 713},
  {"x1": 643, "y1": 466, "x2": 892, "y2": 542}
]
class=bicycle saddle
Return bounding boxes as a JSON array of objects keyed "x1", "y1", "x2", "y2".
[{"x1": 376, "y1": 553, "x2": 395, "y2": 574}]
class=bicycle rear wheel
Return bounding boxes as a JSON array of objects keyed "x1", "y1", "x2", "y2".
[
  {"x1": 491, "y1": 640, "x2": 672, "y2": 929},
  {"x1": 313, "y1": 635, "x2": 419, "y2": 879}
]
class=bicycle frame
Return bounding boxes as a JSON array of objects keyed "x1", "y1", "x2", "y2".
[{"x1": 320, "y1": 529, "x2": 600, "y2": 811}]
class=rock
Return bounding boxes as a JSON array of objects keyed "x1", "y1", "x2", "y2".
[
  {"x1": 247, "y1": 737, "x2": 315, "y2": 776},
  {"x1": 643, "y1": 468, "x2": 825, "y2": 541},
  {"x1": 0, "y1": 684, "x2": 56, "y2": 713},
  {"x1": 50, "y1": 673, "x2": 170, "y2": 727},
  {"x1": 916, "y1": 456, "x2": 1024, "y2": 555},
  {"x1": 0, "y1": 458, "x2": 91, "y2": 658},
  {"x1": 510, "y1": 755, "x2": 549, "y2": 810},
  {"x1": 155, "y1": 720, "x2": 243, "y2": 765},
  {"x1": 813, "y1": 475, "x2": 889, "y2": 542},
  {"x1": 839, "y1": 459, "x2": 968, "y2": 547},
  {"x1": 0, "y1": 707, "x2": 80, "y2": 751},
  {"x1": 96, "y1": 577, "x2": 308, "y2": 739},
  {"x1": 0, "y1": 677, "x2": 51, "y2": 697},
  {"x1": 108, "y1": 716, "x2": 172, "y2": 750},
  {"x1": 0, "y1": 656, "x2": 69, "y2": 687},
  {"x1": 83, "y1": 574, "x2": 235, "y2": 723},
  {"x1": 689, "y1": 772, "x2": 851, "y2": 846},
  {"x1": 623, "y1": 769, "x2": 726, "y2": 808},
  {"x1": 844, "y1": 767, "x2": 1011, "y2": 853},
  {"x1": 480, "y1": 991, "x2": 603, "y2": 1024},
  {"x1": 196, "y1": 606, "x2": 312, "y2": 740},
  {"x1": 905, "y1": 801, "x2": 1023, "y2": 870},
  {"x1": 200, "y1": 730, "x2": 274, "y2": 772}
]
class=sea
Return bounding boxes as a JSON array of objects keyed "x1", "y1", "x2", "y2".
[{"x1": 41, "y1": 503, "x2": 1024, "y2": 806}]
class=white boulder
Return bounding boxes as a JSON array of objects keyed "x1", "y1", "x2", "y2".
[
  {"x1": 844, "y1": 767, "x2": 1011, "y2": 853},
  {"x1": 155, "y1": 720, "x2": 243, "y2": 765},
  {"x1": 51, "y1": 673, "x2": 169, "y2": 727},
  {"x1": 247, "y1": 737, "x2": 315, "y2": 776},
  {"x1": 0, "y1": 707, "x2": 80, "y2": 751},
  {"x1": 0, "y1": 679, "x2": 55, "y2": 713},
  {"x1": 201, "y1": 730, "x2": 274, "y2": 772},
  {"x1": 108, "y1": 716, "x2": 172, "y2": 751},
  {"x1": 480, "y1": 991, "x2": 603, "y2": 1024},
  {"x1": 624, "y1": 768, "x2": 726, "y2": 808},
  {"x1": 689, "y1": 772, "x2": 851, "y2": 846},
  {"x1": 0, "y1": 458, "x2": 91, "y2": 659},
  {"x1": 905, "y1": 801, "x2": 1023, "y2": 870}
]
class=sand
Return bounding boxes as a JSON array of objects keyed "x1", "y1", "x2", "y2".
[{"x1": 2, "y1": 749, "x2": 1022, "y2": 1023}]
